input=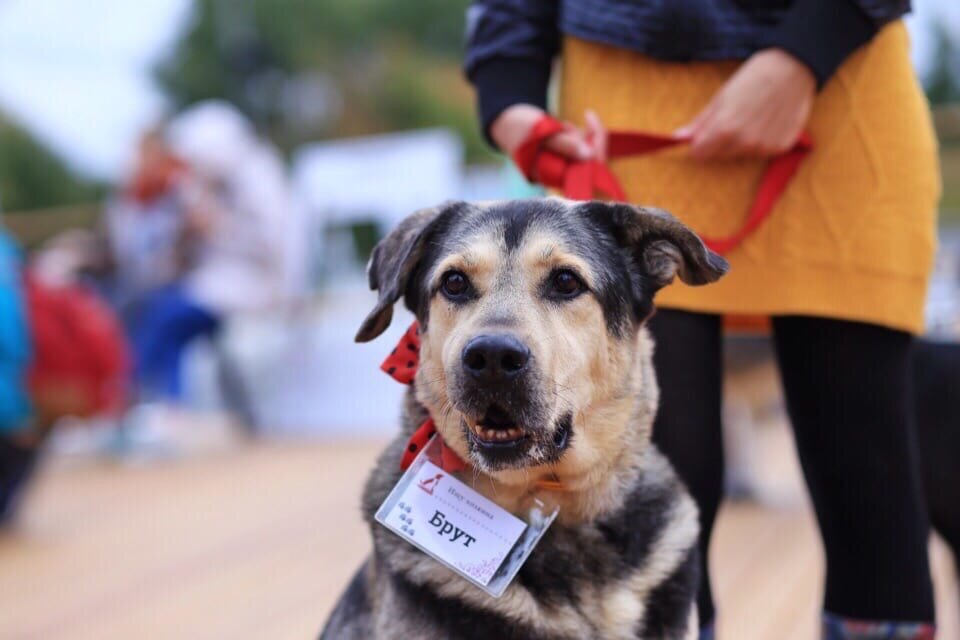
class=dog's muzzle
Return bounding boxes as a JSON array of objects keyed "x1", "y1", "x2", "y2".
[
  {"x1": 458, "y1": 333, "x2": 535, "y2": 448},
  {"x1": 454, "y1": 333, "x2": 569, "y2": 469}
]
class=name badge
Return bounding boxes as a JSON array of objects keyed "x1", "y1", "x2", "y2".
[{"x1": 375, "y1": 436, "x2": 559, "y2": 597}]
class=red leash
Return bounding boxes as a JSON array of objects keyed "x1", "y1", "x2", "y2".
[{"x1": 512, "y1": 115, "x2": 813, "y2": 254}]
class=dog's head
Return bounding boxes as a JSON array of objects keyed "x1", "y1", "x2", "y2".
[{"x1": 357, "y1": 199, "x2": 727, "y2": 478}]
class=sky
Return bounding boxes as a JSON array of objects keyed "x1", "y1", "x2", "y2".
[
  {"x1": 0, "y1": 0, "x2": 958, "y2": 181},
  {"x1": 0, "y1": 0, "x2": 192, "y2": 178}
]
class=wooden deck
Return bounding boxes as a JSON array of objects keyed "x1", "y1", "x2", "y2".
[{"x1": 0, "y1": 440, "x2": 956, "y2": 639}]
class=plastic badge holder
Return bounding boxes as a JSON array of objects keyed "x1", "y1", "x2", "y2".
[{"x1": 375, "y1": 435, "x2": 560, "y2": 598}]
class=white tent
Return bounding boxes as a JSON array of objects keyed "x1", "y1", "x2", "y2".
[{"x1": 292, "y1": 128, "x2": 464, "y2": 230}]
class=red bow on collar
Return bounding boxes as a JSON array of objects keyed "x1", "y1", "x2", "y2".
[
  {"x1": 382, "y1": 322, "x2": 466, "y2": 473},
  {"x1": 512, "y1": 115, "x2": 812, "y2": 255}
]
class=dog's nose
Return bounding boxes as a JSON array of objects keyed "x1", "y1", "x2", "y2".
[{"x1": 461, "y1": 334, "x2": 530, "y2": 382}]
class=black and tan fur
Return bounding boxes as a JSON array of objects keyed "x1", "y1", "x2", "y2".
[{"x1": 321, "y1": 199, "x2": 728, "y2": 640}]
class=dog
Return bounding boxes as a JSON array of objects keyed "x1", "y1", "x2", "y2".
[{"x1": 320, "y1": 199, "x2": 728, "y2": 639}]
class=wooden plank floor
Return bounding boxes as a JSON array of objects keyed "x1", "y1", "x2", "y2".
[{"x1": 0, "y1": 441, "x2": 957, "y2": 639}]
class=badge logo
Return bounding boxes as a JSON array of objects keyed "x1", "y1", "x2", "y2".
[{"x1": 418, "y1": 473, "x2": 444, "y2": 495}]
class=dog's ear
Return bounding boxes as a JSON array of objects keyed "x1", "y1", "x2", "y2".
[
  {"x1": 590, "y1": 202, "x2": 729, "y2": 290},
  {"x1": 355, "y1": 204, "x2": 451, "y2": 343},
  {"x1": 630, "y1": 206, "x2": 729, "y2": 289}
]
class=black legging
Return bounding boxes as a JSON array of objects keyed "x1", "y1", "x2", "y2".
[{"x1": 649, "y1": 309, "x2": 935, "y2": 624}]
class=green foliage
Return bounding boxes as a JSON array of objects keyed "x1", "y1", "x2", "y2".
[
  {"x1": 925, "y1": 25, "x2": 960, "y2": 106},
  {"x1": 371, "y1": 54, "x2": 493, "y2": 162},
  {"x1": 0, "y1": 115, "x2": 101, "y2": 213},
  {"x1": 940, "y1": 145, "x2": 960, "y2": 222},
  {"x1": 154, "y1": 0, "x2": 487, "y2": 157}
]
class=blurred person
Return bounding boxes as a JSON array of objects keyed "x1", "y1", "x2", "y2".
[
  {"x1": 0, "y1": 230, "x2": 128, "y2": 522},
  {"x1": 466, "y1": 1, "x2": 939, "y2": 637},
  {"x1": 0, "y1": 230, "x2": 33, "y2": 520},
  {"x1": 104, "y1": 129, "x2": 191, "y2": 311},
  {"x1": 165, "y1": 101, "x2": 303, "y2": 318},
  {"x1": 104, "y1": 127, "x2": 204, "y2": 403},
  {"x1": 116, "y1": 102, "x2": 300, "y2": 405}
]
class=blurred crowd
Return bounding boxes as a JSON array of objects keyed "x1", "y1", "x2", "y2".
[{"x1": 0, "y1": 101, "x2": 306, "y2": 522}]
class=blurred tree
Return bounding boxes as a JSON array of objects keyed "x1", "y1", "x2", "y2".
[
  {"x1": 155, "y1": 0, "x2": 494, "y2": 160},
  {"x1": 925, "y1": 24, "x2": 960, "y2": 106},
  {"x1": 0, "y1": 114, "x2": 101, "y2": 213}
]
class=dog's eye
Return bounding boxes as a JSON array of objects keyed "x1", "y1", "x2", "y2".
[
  {"x1": 440, "y1": 271, "x2": 471, "y2": 300},
  {"x1": 549, "y1": 269, "x2": 585, "y2": 299}
]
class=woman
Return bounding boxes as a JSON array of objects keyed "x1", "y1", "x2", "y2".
[{"x1": 465, "y1": 1, "x2": 940, "y2": 637}]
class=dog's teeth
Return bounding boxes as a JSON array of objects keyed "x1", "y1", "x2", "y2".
[{"x1": 473, "y1": 423, "x2": 523, "y2": 442}]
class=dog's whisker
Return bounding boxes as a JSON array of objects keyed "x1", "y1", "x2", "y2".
[{"x1": 486, "y1": 473, "x2": 500, "y2": 499}]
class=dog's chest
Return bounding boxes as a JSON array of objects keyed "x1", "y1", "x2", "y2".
[
  {"x1": 376, "y1": 512, "x2": 682, "y2": 640},
  {"x1": 365, "y1": 441, "x2": 697, "y2": 639},
  {"x1": 508, "y1": 524, "x2": 666, "y2": 637}
]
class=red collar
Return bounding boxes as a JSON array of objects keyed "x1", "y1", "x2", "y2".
[{"x1": 382, "y1": 322, "x2": 466, "y2": 472}]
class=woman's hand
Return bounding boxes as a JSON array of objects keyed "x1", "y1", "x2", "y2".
[
  {"x1": 677, "y1": 48, "x2": 815, "y2": 160},
  {"x1": 491, "y1": 104, "x2": 606, "y2": 161}
]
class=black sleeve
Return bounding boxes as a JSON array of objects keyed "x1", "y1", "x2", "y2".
[
  {"x1": 463, "y1": 0, "x2": 560, "y2": 148},
  {"x1": 764, "y1": 0, "x2": 908, "y2": 87}
]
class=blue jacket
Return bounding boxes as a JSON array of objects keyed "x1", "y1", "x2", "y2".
[
  {"x1": 0, "y1": 232, "x2": 31, "y2": 433},
  {"x1": 465, "y1": 0, "x2": 910, "y2": 143}
]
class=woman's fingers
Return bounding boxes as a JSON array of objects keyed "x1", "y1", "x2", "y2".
[
  {"x1": 691, "y1": 110, "x2": 799, "y2": 159},
  {"x1": 545, "y1": 129, "x2": 595, "y2": 160},
  {"x1": 690, "y1": 128, "x2": 733, "y2": 159},
  {"x1": 675, "y1": 100, "x2": 715, "y2": 140},
  {"x1": 688, "y1": 106, "x2": 739, "y2": 159},
  {"x1": 681, "y1": 98, "x2": 739, "y2": 159},
  {"x1": 685, "y1": 49, "x2": 814, "y2": 160},
  {"x1": 689, "y1": 100, "x2": 785, "y2": 159},
  {"x1": 490, "y1": 104, "x2": 549, "y2": 155},
  {"x1": 490, "y1": 108, "x2": 604, "y2": 162},
  {"x1": 543, "y1": 111, "x2": 607, "y2": 161},
  {"x1": 584, "y1": 110, "x2": 608, "y2": 162}
]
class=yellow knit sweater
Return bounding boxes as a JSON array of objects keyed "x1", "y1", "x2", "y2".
[{"x1": 559, "y1": 22, "x2": 940, "y2": 334}]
